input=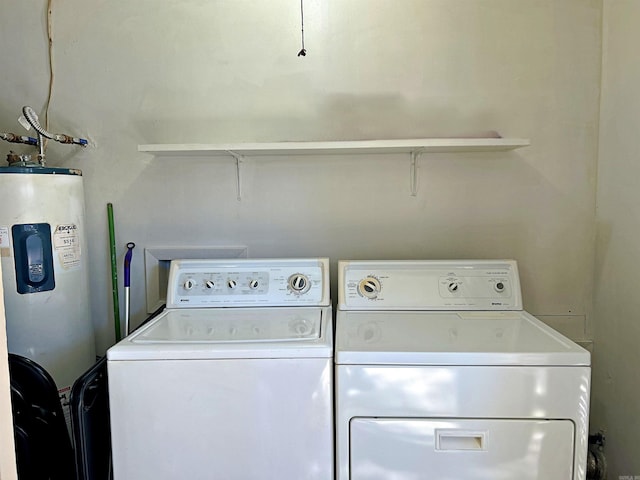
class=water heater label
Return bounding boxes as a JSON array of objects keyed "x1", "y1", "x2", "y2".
[
  {"x1": 0, "y1": 226, "x2": 9, "y2": 257},
  {"x1": 54, "y1": 224, "x2": 81, "y2": 269}
]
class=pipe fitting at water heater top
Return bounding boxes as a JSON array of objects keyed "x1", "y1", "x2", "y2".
[{"x1": 0, "y1": 165, "x2": 96, "y2": 403}]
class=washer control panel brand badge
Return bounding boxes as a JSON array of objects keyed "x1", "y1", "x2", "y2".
[{"x1": 53, "y1": 223, "x2": 81, "y2": 269}]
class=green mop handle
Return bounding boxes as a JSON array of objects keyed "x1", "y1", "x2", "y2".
[{"x1": 108, "y1": 203, "x2": 122, "y2": 342}]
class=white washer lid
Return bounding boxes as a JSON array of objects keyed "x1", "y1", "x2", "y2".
[
  {"x1": 335, "y1": 310, "x2": 590, "y2": 366},
  {"x1": 107, "y1": 306, "x2": 333, "y2": 360}
]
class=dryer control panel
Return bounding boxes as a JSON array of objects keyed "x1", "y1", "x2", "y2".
[
  {"x1": 166, "y1": 258, "x2": 330, "y2": 308},
  {"x1": 339, "y1": 260, "x2": 522, "y2": 311}
]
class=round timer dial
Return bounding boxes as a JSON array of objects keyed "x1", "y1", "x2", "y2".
[
  {"x1": 358, "y1": 277, "x2": 381, "y2": 299},
  {"x1": 288, "y1": 274, "x2": 311, "y2": 294}
]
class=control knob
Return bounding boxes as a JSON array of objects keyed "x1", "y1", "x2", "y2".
[
  {"x1": 288, "y1": 274, "x2": 310, "y2": 294},
  {"x1": 205, "y1": 280, "x2": 215, "y2": 289},
  {"x1": 448, "y1": 282, "x2": 459, "y2": 293},
  {"x1": 494, "y1": 281, "x2": 505, "y2": 292},
  {"x1": 227, "y1": 279, "x2": 237, "y2": 290},
  {"x1": 358, "y1": 277, "x2": 381, "y2": 299},
  {"x1": 249, "y1": 279, "x2": 259, "y2": 290},
  {"x1": 184, "y1": 279, "x2": 196, "y2": 290}
]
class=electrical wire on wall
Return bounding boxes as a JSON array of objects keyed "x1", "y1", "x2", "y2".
[
  {"x1": 297, "y1": 0, "x2": 306, "y2": 56},
  {"x1": 43, "y1": 0, "x2": 55, "y2": 153}
]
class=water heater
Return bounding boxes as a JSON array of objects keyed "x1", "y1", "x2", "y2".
[{"x1": 0, "y1": 165, "x2": 95, "y2": 418}]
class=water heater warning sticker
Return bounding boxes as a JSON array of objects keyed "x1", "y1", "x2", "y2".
[
  {"x1": 54, "y1": 224, "x2": 81, "y2": 269},
  {"x1": 0, "y1": 226, "x2": 9, "y2": 257}
]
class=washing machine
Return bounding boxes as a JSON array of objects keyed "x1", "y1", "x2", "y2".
[
  {"x1": 107, "y1": 258, "x2": 333, "y2": 480},
  {"x1": 335, "y1": 260, "x2": 591, "y2": 480}
]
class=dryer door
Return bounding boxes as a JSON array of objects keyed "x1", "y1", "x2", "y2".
[{"x1": 350, "y1": 418, "x2": 574, "y2": 479}]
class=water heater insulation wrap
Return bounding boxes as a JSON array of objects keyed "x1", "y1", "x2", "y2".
[{"x1": 0, "y1": 166, "x2": 96, "y2": 405}]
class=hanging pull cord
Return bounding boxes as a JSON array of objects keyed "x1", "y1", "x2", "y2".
[{"x1": 297, "y1": 0, "x2": 306, "y2": 56}]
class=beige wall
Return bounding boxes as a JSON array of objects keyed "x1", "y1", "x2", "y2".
[
  {"x1": 592, "y1": 0, "x2": 640, "y2": 476},
  {"x1": 0, "y1": 1, "x2": 609, "y2": 472},
  {"x1": 10, "y1": 0, "x2": 640, "y2": 476},
  {"x1": 0, "y1": 0, "x2": 602, "y2": 355},
  {"x1": 0, "y1": 264, "x2": 17, "y2": 480}
]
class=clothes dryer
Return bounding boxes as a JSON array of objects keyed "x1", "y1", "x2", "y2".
[
  {"x1": 335, "y1": 260, "x2": 590, "y2": 480},
  {"x1": 108, "y1": 258, "x2": 333, "y2": 480}
]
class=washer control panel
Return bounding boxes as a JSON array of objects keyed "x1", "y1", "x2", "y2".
[
  {"x1": 339, "y1": 260, "x2": 522, "y2": 310},
  {"x1": 167, "y1": 259, "x2": 329, "y2": 308}
]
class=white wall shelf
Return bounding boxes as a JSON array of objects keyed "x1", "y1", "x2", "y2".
[
  {"x1": 138, "y1": 137, "x2": 530, "y2": 198},
  {"x1": 138, "y1": 138, "x2": 530, "y2": 156}
]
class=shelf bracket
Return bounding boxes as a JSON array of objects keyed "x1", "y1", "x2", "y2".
[
  {"x1": 226, "y1": 150, "x2": 244, "y2": 201},
  {"x1": 409, "y1": 149, "x2": 424, "y2": 196}
]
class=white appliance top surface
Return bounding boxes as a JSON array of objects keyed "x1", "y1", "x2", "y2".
[
  {"x1": 107, "y1": 306, "x2": 333, "y2": 360},
  {"x1": 335, "y1": 310, "x2": 590, "y2": 366},
  {"x1": 336, "y1": 259, "x2": 589, "y2": 366}
]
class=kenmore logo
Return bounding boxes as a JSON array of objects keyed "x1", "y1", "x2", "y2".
[{"x1": 491, "y1": 302, "x2": 502, "y2": 305}]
